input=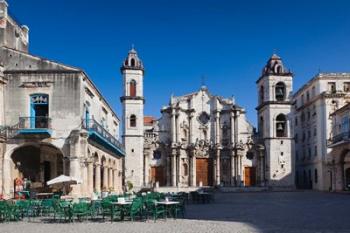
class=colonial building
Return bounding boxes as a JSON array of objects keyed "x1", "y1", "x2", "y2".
[
  {"x1": 0, "y1": 1, "x2": 125, "y2": 198},
  {"x1": 328, "y1": 103, "x2": 350, "y2": 191},
  {"x1": 294, "y1": 73, "x2": 350, "y2": 191}
]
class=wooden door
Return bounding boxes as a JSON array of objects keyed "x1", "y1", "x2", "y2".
[
  {"x1": 150, "y1": 167, "x2": 165, "y2": 186},
  {"x1": 244, "y1": 167, "x2": 256, "y2": 186},
  {"x1": 196, "y1": 158, "x2": 213, "y2": 186}
]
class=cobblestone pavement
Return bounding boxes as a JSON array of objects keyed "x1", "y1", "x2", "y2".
[{"x1": 0, "y1": 191, "x2": 349, "y2": 233}]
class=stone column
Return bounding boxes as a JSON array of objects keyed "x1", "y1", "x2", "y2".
[
  {"x1": 216, "y1": 149, "x2": 221, "y2": 186},
  {"x1": 171, "y1": 108, "x2": 176, "y2": 143},
  {"x1": 237, "y1": 154, "x2": 243, "y2": 186},
  {"x1": 81, "y1": 162, "x2": 88, "y2": 196},
  {"x1": 171, "y1": 151, "x2": 177, "y2": 187},
  {"x1": 191, "y1": 152, "x2": 196, "y2": 186},
  {"x1": 87, "y1": 161, "x2": 94, "y2": 195},
  {"x1": 94, "y1": 164, "x2": 101, "y2": 193},
  {"x1": 103, "y1": 166, "x2": 108, "y2": 191},
  {"x1": 231, "y1": 150, "x2": 235, "y2": 186},
  {"x1": 177, "y1": 154, "x2": 181, "y2": 187},
  {"x1": 166, "y1": 154, "x2": 171, "y2": 186},
  {"x1": 109, "y1": 167, "x2": 113, "y2": 190},
  {"x1": 69, "y1": 157, "x2": 81, "y2": 196},
  {"x1": 113, "y1": 169, "x2": 118, "y2": 193},
  {"x1": 230, "y1": 111, "x2": 235, "y2": 145},
  {"x1": 3, "y1": 158, "x2": 12, "y2": 198}
]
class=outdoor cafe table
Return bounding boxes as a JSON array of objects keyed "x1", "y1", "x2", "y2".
[
  {"x1": 155, "y1": 201, "x2": 179, "y2": 219},
  {"x1": 111, "y1": 201, "x2": 132, "y2": 220}
]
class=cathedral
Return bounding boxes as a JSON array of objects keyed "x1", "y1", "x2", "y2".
[{"x1": 120, "y1": 49, "x2": 294, "y2": 190}]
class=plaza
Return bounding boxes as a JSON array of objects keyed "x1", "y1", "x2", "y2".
[{"x1": 0, "y1": 191, "x2": 349, "y2": 233}]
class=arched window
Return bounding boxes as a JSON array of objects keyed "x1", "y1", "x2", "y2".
[
  {"x1": 259, "y1": 86, "x2": 264, "y2": 104},
  {"x1": 130, "y1": 80, "x2": 137, "y2": 97},
  {"x1": 130, "y1": 115, "x2": 136, "y2": 127},
  {"x1": 130, "y1": 58, "x2": 135, "y2": 67},
  {"x1": 275, "y1": 82, "x2": 286, "y2": 101},
  {"x1": 259, "y1": 116, "x2": 264, "y2": 137},
  {"x1": 276, "y1": 114, "x2": 287, "y2": 137}
]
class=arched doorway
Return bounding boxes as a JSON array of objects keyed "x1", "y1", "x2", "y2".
[
  {"x1": 343, "y1": 151, "x2": 350, "y2": 190},
  {"x1": 11, "y1": 143, "x2": 64, "y2": 193}
]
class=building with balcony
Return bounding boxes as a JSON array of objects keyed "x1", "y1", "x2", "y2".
[
  {"x1": 327, "y1": 103, "x2": 350, "y2": 191},
  {"x1": 0, "y1": 1, "x2": 125, "y2": 198},
  {"x1": 293, "y1": 73, "x2": 350, "y2": 191}
]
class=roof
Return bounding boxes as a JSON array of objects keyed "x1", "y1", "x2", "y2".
[{"x1": 144, "y1": 116, "x2": 155, "y2": 126}]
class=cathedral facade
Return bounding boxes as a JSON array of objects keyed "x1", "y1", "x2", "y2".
[{"x1": 121, "y1": 49, "x2": 293, "y2": 188}]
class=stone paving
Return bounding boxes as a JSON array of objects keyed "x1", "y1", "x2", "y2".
[{"x1": 0, "y1": 191, "x2": 349, "y2": 233}]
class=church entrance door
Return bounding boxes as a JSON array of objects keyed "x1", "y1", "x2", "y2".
[
  {"x1": 196, "y1": 158, "x2": 213, "y2": 186},
  {"x1": 244, "y1": 167, "x2": 256, "y2": 186},
  {"x1": 150, "y1": 166, "x2": 165, "y2": 186}
]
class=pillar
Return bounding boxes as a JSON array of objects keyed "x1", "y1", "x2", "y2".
[
  {"x1": 177, "y1": 154, "x2": 181, "y2": 187},
  {"x1": 231, "y1": 150, "x2": 235, "y2": 186},
  {"x1": 113, "y1": 168, "x2": 118, "y2": 193},
  {"x1": 103, "y1": 166, "x2": 108, "y2": 190},
  {"x1": 237, "y1": 155, "x2": 242, "y2": 186},
  {"x1": 171, "y1": 152, "x2": 176, "y2": 187},
  {"x1": 260, "y1": 153, "x2": 265, "y2": 186},
  {"x1": 216, "y1": 149, "x2": 220, "y2": 186},
  {"x1": 3, "y1": 158, "x2": 11, "y2": 198},
  {"x1": 69, "y1": 157, "x2": 81, "y2": 196},
  {"x1": 94, "y1": 164, "x2": 101, "y2": 193},
  {"x1": 166, "y1": 154, "x2": 171, "y2": 186},
  {"x1": 82, "y1": 162, "x2": 88, "y2": 196},
  {"x1": 87, "y1": 161, "x2": 94, "y2": 194},
  {"x1": 109, "y1": 167, "x2": 113, "y2": 190},
  {"x1": 191, "y1": 153, "x2": 196, "y2": 186},
  {"x1": 171, "y1": 108, "x2": 176, "y2": 143}
]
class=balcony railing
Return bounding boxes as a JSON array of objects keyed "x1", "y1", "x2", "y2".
[
  {"x1": 19, "y1": 117, "x2": 52, "y2": 129},
  {"x1": 83, "y1": 118, "x2": 125, "y2": 156},
  {"x1": 330, "y1": 131, "x2": 350, "y2": 145}
]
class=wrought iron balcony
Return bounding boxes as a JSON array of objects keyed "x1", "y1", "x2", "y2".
[
  {"x1": 4, "y1": 117, "x2": 52, "y2": 138},
  {"x1": 19, "y1": 116, "x2": 52, "y2": 129},
  {"x1": 329, "y1": 131, "x2": 350, "y2": 146},
  {"x1": 83, "y1": 118, "x2": 125, "y2": 157}
]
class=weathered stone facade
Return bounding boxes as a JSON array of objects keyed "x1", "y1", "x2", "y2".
[{"x1": 0, "y1": 1, "x2": 124, "y2": 198}]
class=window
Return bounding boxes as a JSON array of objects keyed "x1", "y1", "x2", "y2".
[
  {"x1": 259, "y1": 86, "x2": 264, "y2": 104},
  {"x1": 314, "y1": 145, "x2": 317, "y2": 157},
  {"x1": 344, "y1": 82, "x2": 350, "y2": 92},
  {"x1": 314, "y1": 169, "x2": 318, "y2": 183},
  {"x1": 130, "y1": 115, "x2": 136, "y2": 127},
  {"x1": 130, "y1": 80, "x2": 137, "y2": 97},
  {"x1": 328, "y1": 82, "x2": 336, "y2": 93},
  {"x1": 295, "y1": 133, "x2": 298, "y2": 143},
  {"x1": 295, "y1": 117, "x2": 298, "y2": 126},
  {"x1": 275, "y1": 82, "x2": 286, "y2": 101},
  {"x1": 306, "y1": 91, "x2": 310, "y2": 101},
  {"x1": 312, "y1": 86, "x2": 316, "y2": 97},
  {"x1": 30, "y1": 94, "x2": 49, "y2": 128},
  {"x1": 130, "y1": 58, "x2": 135, "y2": 67},
  {"x1": 296, "y1": 151, "x2": 299, "y2": 161},
  {"x1": 276, "y1": 114, "x2": 287, "y2": 137}
]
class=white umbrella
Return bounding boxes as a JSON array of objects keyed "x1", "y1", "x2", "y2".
[{"x1": 47, "y1": 175, "x2": 82, "y2": 186}]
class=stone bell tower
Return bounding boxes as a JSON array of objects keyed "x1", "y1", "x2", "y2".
[
  {"x1": 256, "y1": 54, "x2": 294, "y2": 188},
  {"x1": 120, "y1": 47, "x2": 145, "y2": 190}
]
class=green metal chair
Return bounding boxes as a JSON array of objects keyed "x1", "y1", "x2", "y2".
[{"x1": 72, "y1": 202, "x2": 90, "y2": 221}]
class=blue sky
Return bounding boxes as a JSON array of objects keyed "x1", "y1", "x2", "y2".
[{"x1": 8, "y1": 0, "x2": 350, "y2": 126}]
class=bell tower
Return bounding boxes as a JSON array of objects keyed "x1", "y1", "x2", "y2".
[
  {"x1": 256, "y1": 54, "x2": 294, "y2": 188},
  {"x1": 120, "y1": 47, "x2": 144, "y2": 190}
]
